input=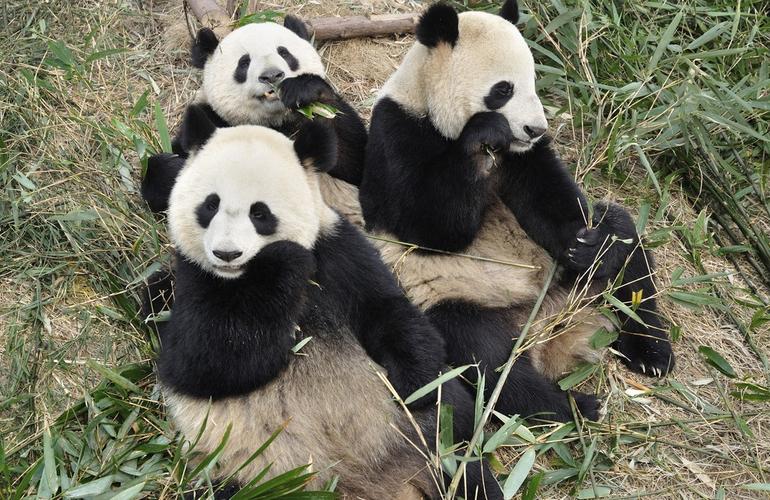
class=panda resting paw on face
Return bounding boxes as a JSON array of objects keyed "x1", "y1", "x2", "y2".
[
  {"x1": 148, "y1": 111, "x2": 504, "y2": 498},
  {"x1": 359, "y1": 0, "x2": 674, "y2": 407},
  {"x1": 140, "y1": 15, "x2": 367, "y2": 215}
]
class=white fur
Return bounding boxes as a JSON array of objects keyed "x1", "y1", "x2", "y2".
[
  {"x1": 200, "y1": 23, "x2": 326, "y2": 127},
  {"x1": 380, "y1": 11, "x2": 547, "y2": 151},
  {"x1": 167, "y1": 126, "x2": 337, "y2": 279}
]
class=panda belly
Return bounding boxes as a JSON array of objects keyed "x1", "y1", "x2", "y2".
[
  {"x1": 370, "y1": 197, "x2": 551, "y2": 311},
  {"x1": 163, "y1": 330, "x2": 426, "y2": 498}
]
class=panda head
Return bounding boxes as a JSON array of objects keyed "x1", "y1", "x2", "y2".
[
  {"x1": 167, "y1": 105, "x2": 338, "y2": 279},
  {"x1": 192, "y1": 17, "x2": 325, "y2": 127},
  {"x1": 382, "y1": 0, "x2": 547, "y2": 152}
]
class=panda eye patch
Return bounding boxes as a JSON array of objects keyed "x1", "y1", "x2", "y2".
[
  {"x1": 196, "y1": 194, "x2": 220, "y2": 228},
  {"x1": 233, "y1": 54, "x2": 251, "y2": 83},
  {"x1": 250, "y1": 202, "x2": 277, "y2": 235},
  {"x1": 484, "y1": 81, "x2": 515, "y2": 110},
  {"x1": 277, "y1": 46, "x2": 299, "y2": 72}
]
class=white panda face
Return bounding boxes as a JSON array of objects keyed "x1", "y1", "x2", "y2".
[
  {"x1": 384, "y1": 11, "x2": 547, "y2": 152},
  {"x1": 168, "y1": 126, "x2": 325, "y2": 279},
  {"x1": 201, "y1": 23, "x2": 326, "y2": 127}
]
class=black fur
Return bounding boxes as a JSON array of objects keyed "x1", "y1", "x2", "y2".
[
  {"x1": 427, "y1": 301, "x2": 600, "y2": 421},
  {"x1": 277, "y1": 46, "x2": 299, "y2": 71},
  {"x1": 283, "y1": 14, "x2": 311, "y2": 41},
  {"x1": 361, "y1": 97, "x2": 675, "y2": 379},
  {"x1": 233, "y1": 54, "x2": 250, "y2": 83},
  {"x1": 361, "y1": 99, "x2": 509, "y2": 252},
  {"x1": 157, "y1": 241, "x2": 316, "y2": 399},
  {"x1": 177, "y1": 103, "x2": 220, "y2": 152},
  {"x1": 293, "y1": 120, "x2": 338, "y2": 173},
  {"x1": 191, "y1": 28, "x2": 219, "y2": 69},
  {"x1": 141, "y1": 153, "x2": 184, "y2": 213},
  {"x1": 314, "y1": 217, "x2": 446, "y2": 408},
  {"x1": 416, "y1": 3, "x2": 459, "y2": 48},
  {"x1": 499, "y1": 0, "x2": 520, "y2": 24}
]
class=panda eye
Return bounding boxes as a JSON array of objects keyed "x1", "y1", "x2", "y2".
[
  {"x1": 205, "y1": 194, "x2": 220, "y2": 211},
  {"x1": 250, "y1": 203, "x2": 270, "y2": 220},
  {"x1": 249, "y1": 202, "x2": 277, "y2": 235},
  {"x1": 495, "y1": 82, "x2": 514, "y2": 96}
]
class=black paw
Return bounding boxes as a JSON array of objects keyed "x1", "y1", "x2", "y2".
[
  {"x1": 459, "y1": 111, "x2": 513, "y2": 155},
  {"x1": 564, "y1": 202, "x2": 639, "y2": 279},
  {"x1": 615, "y1": 317, "x2": 675, "y2": 377},
  {"x1": 279, "y1": 74, "x2": 336, "y2": 110},
  {"x1": 571, "y1": 391, "x2": 601, "y2": 421}
]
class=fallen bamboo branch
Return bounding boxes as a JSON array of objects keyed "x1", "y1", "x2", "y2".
[{"x1": 185, "y1": 0, "x2": 419, "y2": 40}]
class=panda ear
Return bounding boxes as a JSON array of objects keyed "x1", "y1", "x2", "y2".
[
  {"x1": 293, "y1": 122, "x2": 337, "y2": 173},
  {"x1": 284, "y1": 15, "x2": 311, "y2": 42},
  {"x1": 500, "y1": 0, "x2": 520, "y2": 24},
  {"x1": 178, "y1": 104, "x2": 219, "y2": 151},
  {"x1": 191, "y1": 28, "x2": 219, "y2": 68},
  {"x1": 416, "y1": 3, "x2": 459, "y2": 48}
]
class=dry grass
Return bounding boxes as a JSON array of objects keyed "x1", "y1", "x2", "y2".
[{"x1": 1, "y1": 0, "x2": 768, "y2": 498}]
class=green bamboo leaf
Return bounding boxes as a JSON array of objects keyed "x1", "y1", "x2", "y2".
[
  {"x1": 502, "y1": 448, "x2": 536, "y2": 499},
  {"x1": 86, "y1": 360, "x2": 142, "y2": 393},
  {"x1": 647, "y1": 11, "x2": 683, "y2": 72},
  {"x1": 521, "y1": 472, "x2": 544, "y2": 500},
  {"x1": 153, "y1": 102, "x2": 172, "y2": 153},
  {"x1": 558, "y1": 362, "x2": 597, "y2": 391},
  {"x1": 404, "y1": 365, "x2": 471, "y2": 405},
  {"x1": 698, "y1": 346, "x2": 736, "y2": 378},
  {"x1": 604, "y1": 293, "x2": 645, "y2": 326}
]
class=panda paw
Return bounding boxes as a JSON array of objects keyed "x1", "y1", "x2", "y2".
[
  {"x1": 279, "y1": 74, "x2": 336, "y2": 110},
  {"x1": 459, "y1": 111, "x2": 513, "y2": 156},
  {"x1": 615, "y1": 316, "x2": 675, "y2": 377},
  {"x1": 571, "y1": 391, "x2": 602, "y2": 421},
  {"x1": 564, "y1": 225, "x2": 633, "y2": 280}
]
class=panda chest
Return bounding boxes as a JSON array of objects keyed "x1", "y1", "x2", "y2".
[{"x1": 372, "y1": 197, "x2": 554, "y2": 310}]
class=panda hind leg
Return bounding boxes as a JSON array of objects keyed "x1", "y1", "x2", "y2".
[{"x1": 426, "y1": 300, "x2": 600, "y2": 422}]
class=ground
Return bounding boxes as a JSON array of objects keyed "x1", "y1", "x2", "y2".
[{"x1": 1, "y1": 0, "x2": 768, "y2": 498}]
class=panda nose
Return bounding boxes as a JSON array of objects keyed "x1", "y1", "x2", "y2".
[
  {"x1": 259, "y1": 68, "x2": 285, "y2": 84},
  {"x1": 213, "y1": 250, "x2": 242, "y2": 262},
  {"x1": 523, "y1": 125, "x2": 546, "y2": 139}
]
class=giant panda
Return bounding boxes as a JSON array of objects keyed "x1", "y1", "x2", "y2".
[
  {"x1": 150, "y1": 109, "x2": 504, "y2": 499},
  {"x1": 359, "y1": 1, "x2": 676, "y2": 416},
  {"x1": 141, "y1": 16, "x2": 366, "y2": 219}
]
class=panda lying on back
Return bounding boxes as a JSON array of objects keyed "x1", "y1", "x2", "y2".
[
  {"x1": 141, "y1": 16, "x2": 367, "y2": 214},
  {"x1": 150, "y1": 109, "x2": 502, "y2": 498},
  {"x1": 360, "y1": 1, "x2": 675, "y2": 416}
]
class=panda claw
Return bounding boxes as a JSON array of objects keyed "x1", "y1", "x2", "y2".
[
  {"x1": 640, "y1": 363, "x2": 646, "y2": 374},
  {"x1": 577, "y1": 237, "x2": 588, "y2": 244}
]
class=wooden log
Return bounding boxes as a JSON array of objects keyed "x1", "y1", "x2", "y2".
[
  {"x1": 186, "y1": 0, "x2": 232, "y2": 37},
  {"x1": 186, "y1": 0, "x2": 419, "y2": 41},
  {"x1": 307, "y1": 13, "x2": 419, "y2": 41}
]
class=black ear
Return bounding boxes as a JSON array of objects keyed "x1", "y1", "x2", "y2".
[
  {"x1": 191, "y1": 28, "x2": 219, "y2": 68},
  {"x1": 284, "y1": 15, "x2": 311, "y2": 41},
  {"x1": 294, "y1": 122, "x2": 337, "y2": 172},
  {"x1": 178, "y1": 104, "x2": 219, "y2": 151},
  {"x1": 416, "y1": 3, "x2": 459, "y2": 48},
  {"x1": 500, "y1": 0, "x2": 520, "y2": 24}
]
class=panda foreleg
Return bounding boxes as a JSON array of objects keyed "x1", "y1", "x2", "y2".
[
  {"x1": 141, "y1": 153, "x2": 185, "y2": 214},
  {"x1": 279, "y1": 74, "x2": 367, "y2": 185},
  {"x1": 426, "y1": 300, "x2": 601, "y2": 422}
]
